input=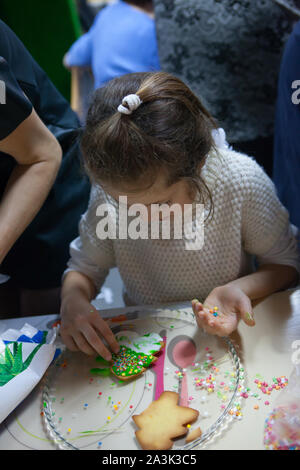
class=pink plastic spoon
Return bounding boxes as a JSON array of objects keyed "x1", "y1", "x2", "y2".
[
  {"x1": 169, "y1": 336, "x2": 197, "y2": 407},
  {"x1": 151, "y1": 330, "x2": 167, "y2": 400}
]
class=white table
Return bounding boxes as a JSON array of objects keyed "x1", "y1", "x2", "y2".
[{"x1": 0, "y1": 289, "x2": 299, "y2": 450}]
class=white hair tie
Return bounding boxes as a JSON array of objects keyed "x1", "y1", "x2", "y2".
[
  {"x1": 117, "y1": 94, "x2": 143, "y2": 115},
  {"x1": 211, "y1": 128, "x2": 232, "y2": 150}
]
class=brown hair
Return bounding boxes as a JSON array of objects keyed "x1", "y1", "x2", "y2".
[{"x1": 81, "y1": 71, "x2": 217, "y2": 210}]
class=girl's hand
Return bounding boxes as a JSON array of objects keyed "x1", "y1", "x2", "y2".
[
  {"x1": 60, "y1": 295, "x2": 120, "y2": 359},
  {"x1": 192, "y1": 285, "x2": 256, "y2": 337}
]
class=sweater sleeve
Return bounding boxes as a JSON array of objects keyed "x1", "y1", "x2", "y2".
[
  {"x1": 241, "y1": 156, "x2": 300, "y2": 273},
  {"x1": 64, "y1": 184, "x2": 116, "y2": 291}
]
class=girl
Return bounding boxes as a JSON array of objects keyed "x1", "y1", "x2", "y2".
[{"x1": 60, "y1": 71, "x2": 299, "y2": 359}]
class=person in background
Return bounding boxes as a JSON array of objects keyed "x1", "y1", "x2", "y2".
[
  {"x1": 0, "y1": 20, "x2": 90, "y2": 317},
  {"x1": 64, "y1": 0, "x2": 160, "y2": 89},
  {"x1": 273, "y1": 1, "x2": 300, "y2": 235},
  {"x1": 153, "y1": 0, "x2": 293, "y2": 177},
  {"x1": 75, "y1": 0, "x2": 96, "y2": 33}
]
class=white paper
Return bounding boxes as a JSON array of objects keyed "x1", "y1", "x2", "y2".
[{"x1": 0, "y1": 324, "x2": 58, "y2": 423}]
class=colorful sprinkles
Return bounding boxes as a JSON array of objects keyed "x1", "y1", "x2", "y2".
[
  {"x1": 209, "y1": 306, "x2": 219, "y2": 317},
  {"x1": 111, "y1": 345, "x2": 155, "y2": 378},
  {"x1": 264, "y1": 406, "x2": 300, "y2": 450},
  {"x1": 171, "y1": 345, "x2": 290, "y2": 422}
]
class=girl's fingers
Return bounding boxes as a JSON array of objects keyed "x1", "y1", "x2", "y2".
[
  {"x1": 193, "y1": 301, "x2": 221, "y2": 332},
  {"x1": 237, "y1": 296, "x2": 255, "y2": 327},
  {"x1": 81, "y1": 323, "x2": 113, "y2": 360},
  {"x1": 198, "y1": 306, "x2": 213, "y2": 325},
  {"x1": 63, "y1": 334, "x2": 80, "y2": 352},
  {"x1": 193, "y1": 298, "x2": 237, "y2": 336},
  {"x1": 192, "y1": 299, "x2": 208, "y2": 325},
  {"x1": 73, "y1": 332, "x2": 98, "y2": 356},
  {"x1": 192, "y1": 299, "x2": 203, "y2": 315},
  {"x1": 241, "y1": 309, "x2": 255, "y2": 327},
  {"x1": 92, "y1": 315, "x2": 120, "y2": 355},
  {"x1": 198, "y1": 314, "x2": 229, "y2": 336},
  {"x1": 196, "y1": 310, "x2": 213, "y2": 333},
  {"x1": 196, "y1": 307, "x2": 234, "y2": 336}
]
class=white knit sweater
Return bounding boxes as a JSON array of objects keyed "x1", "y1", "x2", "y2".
[{"x1": 66, "y1": 147, "x2": 300, "y2": 305}]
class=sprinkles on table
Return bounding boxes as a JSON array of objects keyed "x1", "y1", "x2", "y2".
[
  {"x1": 264, "y1": 406, "x2": 300, "y2": 450},
  {"x1": 172, "y1": 346, "x2": 290, "y2": 420}
]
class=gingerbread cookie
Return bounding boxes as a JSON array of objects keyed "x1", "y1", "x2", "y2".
[
  {"x1": 110, "y1": 332, "x2": 164, "y2": 381},
  {"x1": 132, "y1": 391, "x2": 199, "y2": 450}
]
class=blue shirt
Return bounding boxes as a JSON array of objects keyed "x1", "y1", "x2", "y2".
[
  {"x1": 273, "y1": 21, "x2": 300, "y2": 230},
  {"x1": 66, "y1": 1, "x2": 160, "y2": 89}
]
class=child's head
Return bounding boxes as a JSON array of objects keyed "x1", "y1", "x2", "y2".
[{"x1": 81, "y1": 71, "x2": 216, "y2": 210}]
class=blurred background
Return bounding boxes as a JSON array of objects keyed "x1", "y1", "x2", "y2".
[{"x1": 0, "y1": 0, "x2": 113, "y2": 101}]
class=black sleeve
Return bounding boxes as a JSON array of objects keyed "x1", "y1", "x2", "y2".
[{"x1": 0, "y1": 56, "x2": 33, "y2": 140}]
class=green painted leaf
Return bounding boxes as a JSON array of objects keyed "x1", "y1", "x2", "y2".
[
  {"x1": 22, "y1": 343, "x2": 43, "y2": 369},
  {"x1": 0, "y1": 338, "x2": 47, "y2": 386},
  {"x1": 13, "y1": 342, "x2": 18, "y2": 356},
  {"x1": 4, "y1": 345, "x2": 14, "y2": 369},
  {"x1": 11, "y1": 344, "x2": 24, "y2": 375},
  {"x1": 0, "y1": 373, "x2": 14, "y2": 386},
  {"x1": 40, "y1": 331, "x2": 48, "y2": 344},
  {"x1": 0, "y1": 365, "x2": 11, "y2": 376}
]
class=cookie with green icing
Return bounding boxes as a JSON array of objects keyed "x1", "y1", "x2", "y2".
[{"x1": 110, "y1": 333, "x2": 164, "y2": 381}]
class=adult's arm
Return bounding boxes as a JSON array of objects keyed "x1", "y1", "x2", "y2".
[{"x1": 0, "y1": 108, "x2": 62, "y2": 263}]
